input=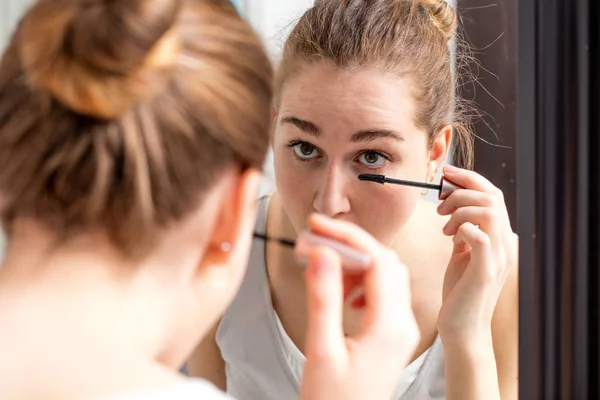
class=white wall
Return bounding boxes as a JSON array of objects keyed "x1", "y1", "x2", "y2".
[
  {"x1": 243, "y1": 0, "x2": 314, "y2": 60},
  {"x1": 0, "y1": 0, "x2": 34, "y2": 52}
]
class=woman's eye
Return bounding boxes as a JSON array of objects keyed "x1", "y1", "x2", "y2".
[
  {"x1": 357, "y1": 151, "x2": 387, "y2": 167},
  {"x1": 292, "y1": 142, "x2": 319, "y2": 159}
]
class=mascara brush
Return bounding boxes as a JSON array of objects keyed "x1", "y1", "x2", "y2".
[
  {"x1": 253, "y1": 231, "x2": 370, "y2": 272},
  {"x1": 253, "y1": 232, "x2": 295, "y2": 247},
  {"x1": 358, "y1": 174, "x2": 462, "y2": 200}
]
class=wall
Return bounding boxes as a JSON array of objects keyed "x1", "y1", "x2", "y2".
[
  {"x1": 242, "y1": 0, "x2": 314, "y2": 60},
  {"x1": 0, "y1": 0, "x2": 34, "y2": 52}
]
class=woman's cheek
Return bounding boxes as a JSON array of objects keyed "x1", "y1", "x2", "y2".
[
  {"x1": 275, "y1": 166, "x2": 316, "y2": 232},
  {"x1": 353, "y1": 184, "x2": 419, "y2": 246},
  {"x1": 382, "y1": 158, "x2": 427, "y2": 181}
]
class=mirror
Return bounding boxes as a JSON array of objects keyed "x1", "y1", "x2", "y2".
[{"x1": 188, "y1": 1, "x2": 521, "y2": 400}]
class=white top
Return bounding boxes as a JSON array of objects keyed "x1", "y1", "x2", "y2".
[
  {"x1": 101, "y1": 379, "x2": 233, "y2": 400},
  {"x1": 216, "y1": 196, "x2": 447, "y2": 400}
]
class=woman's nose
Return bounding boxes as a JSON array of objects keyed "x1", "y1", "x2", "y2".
[{"x1": 312, "y1": 165, "x2": 351, "y2": 217}]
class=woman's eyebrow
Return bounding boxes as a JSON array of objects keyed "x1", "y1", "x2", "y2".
[
  {"x1": 280, "y1": 116, "x2": 320, "y2": 137},
  {"x1": 350, "y1": 129, "x2": 405, "y2": 142},
  {"x1": 280, "y1": 116, "x2": 405, "y2": 143}
]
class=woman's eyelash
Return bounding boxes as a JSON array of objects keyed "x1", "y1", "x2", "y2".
[
  {"x1": 357, "y1": 150, "x2": 391, "y2": 160},
  {"x1": 287, "y1": 139, "x2": 308, "y2": 148},
  {"x1": 286, "y1": 140, "x2": 392, "y2": 165},
  {"x1": 287, "y1": 140, "x2": 320, "y2": 163}
]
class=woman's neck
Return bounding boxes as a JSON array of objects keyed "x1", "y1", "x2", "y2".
[{"x1": 0, "y1": 229, "x2": 185, "y2": 397}]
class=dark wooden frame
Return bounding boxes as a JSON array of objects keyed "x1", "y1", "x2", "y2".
[
  {"x1": 461, "y1": 0, "x2": 599, "y2": 397},
  {"x1": 517, "y1": 0, "x2": 598, "y2": 398}
]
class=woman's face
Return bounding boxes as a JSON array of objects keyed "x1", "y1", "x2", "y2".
[{"x1": 273, "y1": 63, "x2": 448, "y2": 246}]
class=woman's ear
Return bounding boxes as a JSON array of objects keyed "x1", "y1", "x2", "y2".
[
  {"x1": 195, "y1": 168, "x2": 261, "y2": 289},
  {"x1": 427, "y1": 124, "x2": 453, "y2": 181}
]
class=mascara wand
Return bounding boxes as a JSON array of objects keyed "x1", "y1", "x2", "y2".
[
  {"x1": 253, "y1": 232, "x2": 371, "y2": 271},
  {"x1": 358, "y1": 174, "x2": 463, "y2": 200},
  {"x1": 253, "y1": 232, "x2": 295, "y2": 247}
]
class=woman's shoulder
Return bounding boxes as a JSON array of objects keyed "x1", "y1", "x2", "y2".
[{"x1": 103, "y1": 378, "x2": 233, "y2": 400}]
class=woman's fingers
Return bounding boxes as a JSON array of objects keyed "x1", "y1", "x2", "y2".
[
  {"x1": 361, "y1": 248, "x2": 412, "y2": 334},
  {"x1": 442, "y1": 206, "x2": 500, "y2": 236},
  {"x1": 453, "y1": 222, "x2": 494, "y2": 284},
  {"x1": 306, "y1": 215, "x2": 415, "y2": 342},
  {"x1": 300, "y1": 216, "x2": 420, "y2": 400},
  {"x1": 442, "y1": 165, "x2": 503, "y2": 197},
  {"x1": 437, "y1": 189, "x2": 501, "y2": 216},
  {"x1": 303, "y1": 246, "x2": 348, "y2": 364},
  {"x1": 308, "y1": 214, "x2": 386, "y2": 256}
]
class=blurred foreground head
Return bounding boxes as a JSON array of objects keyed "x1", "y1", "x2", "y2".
[{"x1": 0, "y1": 0, "x2": 273, "y2": 257}]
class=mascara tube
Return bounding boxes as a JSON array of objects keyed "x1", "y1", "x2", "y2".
[{"x1": 294, "y1": 231, "x2": 371, "y2": 272}]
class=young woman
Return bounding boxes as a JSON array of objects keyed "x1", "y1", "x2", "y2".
[
  {"x1": 189, "y1": 1, "x2": 519, "y2": 399},
  {"x1": 0, "y1": 0, "x2": 419, "y2": 399}
]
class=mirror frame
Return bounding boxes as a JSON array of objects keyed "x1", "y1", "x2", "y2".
[{"x1": 517, "y1": 0, "x2": 597, "y2": 397}]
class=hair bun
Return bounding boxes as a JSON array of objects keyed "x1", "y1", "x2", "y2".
[
  {"x1": 419, "y1": 0, "x2": 457, "y2": 40},
  {"x1": 18, "y1": 0, "x2": 182, "y2": 119}
]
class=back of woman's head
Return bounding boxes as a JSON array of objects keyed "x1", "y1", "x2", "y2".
[
  {"x1": 278, "y1": 0, "x2": 473, "y2": 168},
  {"x1": 0, "y1": 0, "x2": 273, "y2": 257}
]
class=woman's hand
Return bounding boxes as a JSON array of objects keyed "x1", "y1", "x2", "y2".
[
  {"x1": 296, "y1": 214, "x2": 420, "y2": 400},
  {"x1": 436, "y1": 165, "x2": 518, "y2": 345}
]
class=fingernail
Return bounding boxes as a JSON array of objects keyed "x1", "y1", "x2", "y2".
[
  {"x1": 437, "y1": 203, "x2": 446, "y2": 215},
  {"x1": 444, "y1": 164, "x2": 458, "y2": 174}
]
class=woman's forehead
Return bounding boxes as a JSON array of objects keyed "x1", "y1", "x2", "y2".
[{"x1": 278, "y1": 64, "x2": 419, "y2": 137}]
